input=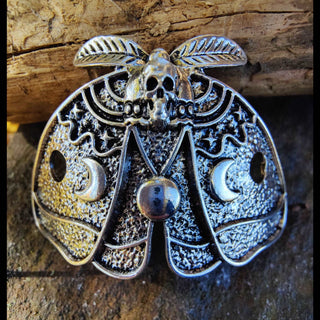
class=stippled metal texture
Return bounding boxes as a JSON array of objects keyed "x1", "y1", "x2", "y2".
[{"x1": 32, "y1": 35, "x2": 287, "y2": 279}]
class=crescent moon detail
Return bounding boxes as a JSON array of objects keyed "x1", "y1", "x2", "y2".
[
  {"x1": 210, "y1": 159, "x2": 239, "y2": 202},
  {"x1": 75, "y1": 158, "x2": 106, "y2": 201}
]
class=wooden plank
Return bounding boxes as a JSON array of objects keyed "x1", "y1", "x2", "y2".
[
  {"x1": 7, "y1": 45, "x2": 91, "y2": 124},
  {"x1": 7, "y1": 0, "x2": 313, "y2": 54},
  {"x1": 7, "y1": 0, "x2": 313, "y2": 123}
]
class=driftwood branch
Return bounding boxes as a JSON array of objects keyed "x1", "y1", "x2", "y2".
[{"x1": 7, "y1": 0, "x2": 313, "y2": 123}]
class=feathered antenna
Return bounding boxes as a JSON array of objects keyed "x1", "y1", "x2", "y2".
[
  {"x1": 74, "y1": 35, "x2": 149, "y2": 67},
  {"x1": 170, "y1": 35, "x2": 247, "y2": 68}
]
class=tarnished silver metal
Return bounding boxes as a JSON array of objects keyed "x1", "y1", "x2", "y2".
[
  {"x1": 137, "y1": 177, "x2": 181, "y2": 221},
  {"x1": 32, "y1": 35, "x2": 287, "y2": 279}
]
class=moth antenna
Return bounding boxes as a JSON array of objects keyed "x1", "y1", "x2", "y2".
[
  {"x1": 170, "y1": 35, "x2": 247, "y2": 68},
  {"x1": 74, "y1": 35, "x2": 149, "y2": 68}
]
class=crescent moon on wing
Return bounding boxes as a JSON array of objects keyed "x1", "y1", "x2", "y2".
[
  {"x1": 75, "y1": 158, "x2": 106, "y2": 201},
  {"x1": 210, "y1": 159, "x2": 239, "y2": 202}
]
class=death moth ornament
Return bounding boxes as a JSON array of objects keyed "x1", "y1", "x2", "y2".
[{"x1": 32, "y1": 35, "x2": 287, "y2": 278}]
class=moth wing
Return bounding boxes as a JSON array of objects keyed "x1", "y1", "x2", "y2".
[
  {"x1": 162, "y1": 129, "x2": 222, "y2": 277},
  {"x1": 32, "y1": 72, "x2": 128, "y2": 265},
  {"x1": 192, "y1": 76, "x2": 287, "y2": 266},
  {"x1": 92, "y1": 129, "x2": 154, "y2": 279}
]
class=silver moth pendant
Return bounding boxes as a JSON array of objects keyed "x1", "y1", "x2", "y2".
[{"x1": 32, "y1": 35, "x2": 287, "y2": 279}]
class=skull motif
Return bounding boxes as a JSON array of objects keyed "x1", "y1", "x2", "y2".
[
  {"x1": 124, "y1": 49, "x2": 193, "y2": 130},
  {"x1": 32, "y1": 35, "x2": 288, "y2": 280}
]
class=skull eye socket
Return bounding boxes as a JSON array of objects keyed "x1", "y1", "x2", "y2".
[
  {"x1": 163, "y1": 77, "x2": 174, "y2": 91},
  {"x1": 146, "y1": 76, "x2": 158, "y2": 91}
]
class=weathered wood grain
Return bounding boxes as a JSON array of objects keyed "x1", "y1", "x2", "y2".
[
  {"x1": 7, "y1": 45, "x2": 91, "y2": 124},
  {"x1": 7, "y1": 0, "x2": 313, "y2": 123}
]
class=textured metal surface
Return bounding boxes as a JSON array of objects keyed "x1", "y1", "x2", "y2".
[{"x1": 32, "y1": 35, "x2": 287, "y2": 279}]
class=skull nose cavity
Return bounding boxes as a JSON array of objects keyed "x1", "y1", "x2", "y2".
[
  {"x1": 157, "y1": 88, "x2": 164, "y2": 98},
  {"x1": 146, "y1": 76, "x2": 158, "y2": 91}
]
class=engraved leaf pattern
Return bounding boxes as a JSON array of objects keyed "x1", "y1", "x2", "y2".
[
  {"x1": 170, "y1": 35, "x2": 247, "y2": 68},
  {"x1": 74, "y1": 36, "x2": 149, "y2": 67}
]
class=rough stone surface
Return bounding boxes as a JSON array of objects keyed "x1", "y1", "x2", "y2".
[{"x1": 7, "y1": 96, "x2": 313, "y2": 319}]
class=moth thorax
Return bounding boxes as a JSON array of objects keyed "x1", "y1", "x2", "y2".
[{"x1": 136, "y1": 177, "x2": 181, "y2": 221}]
